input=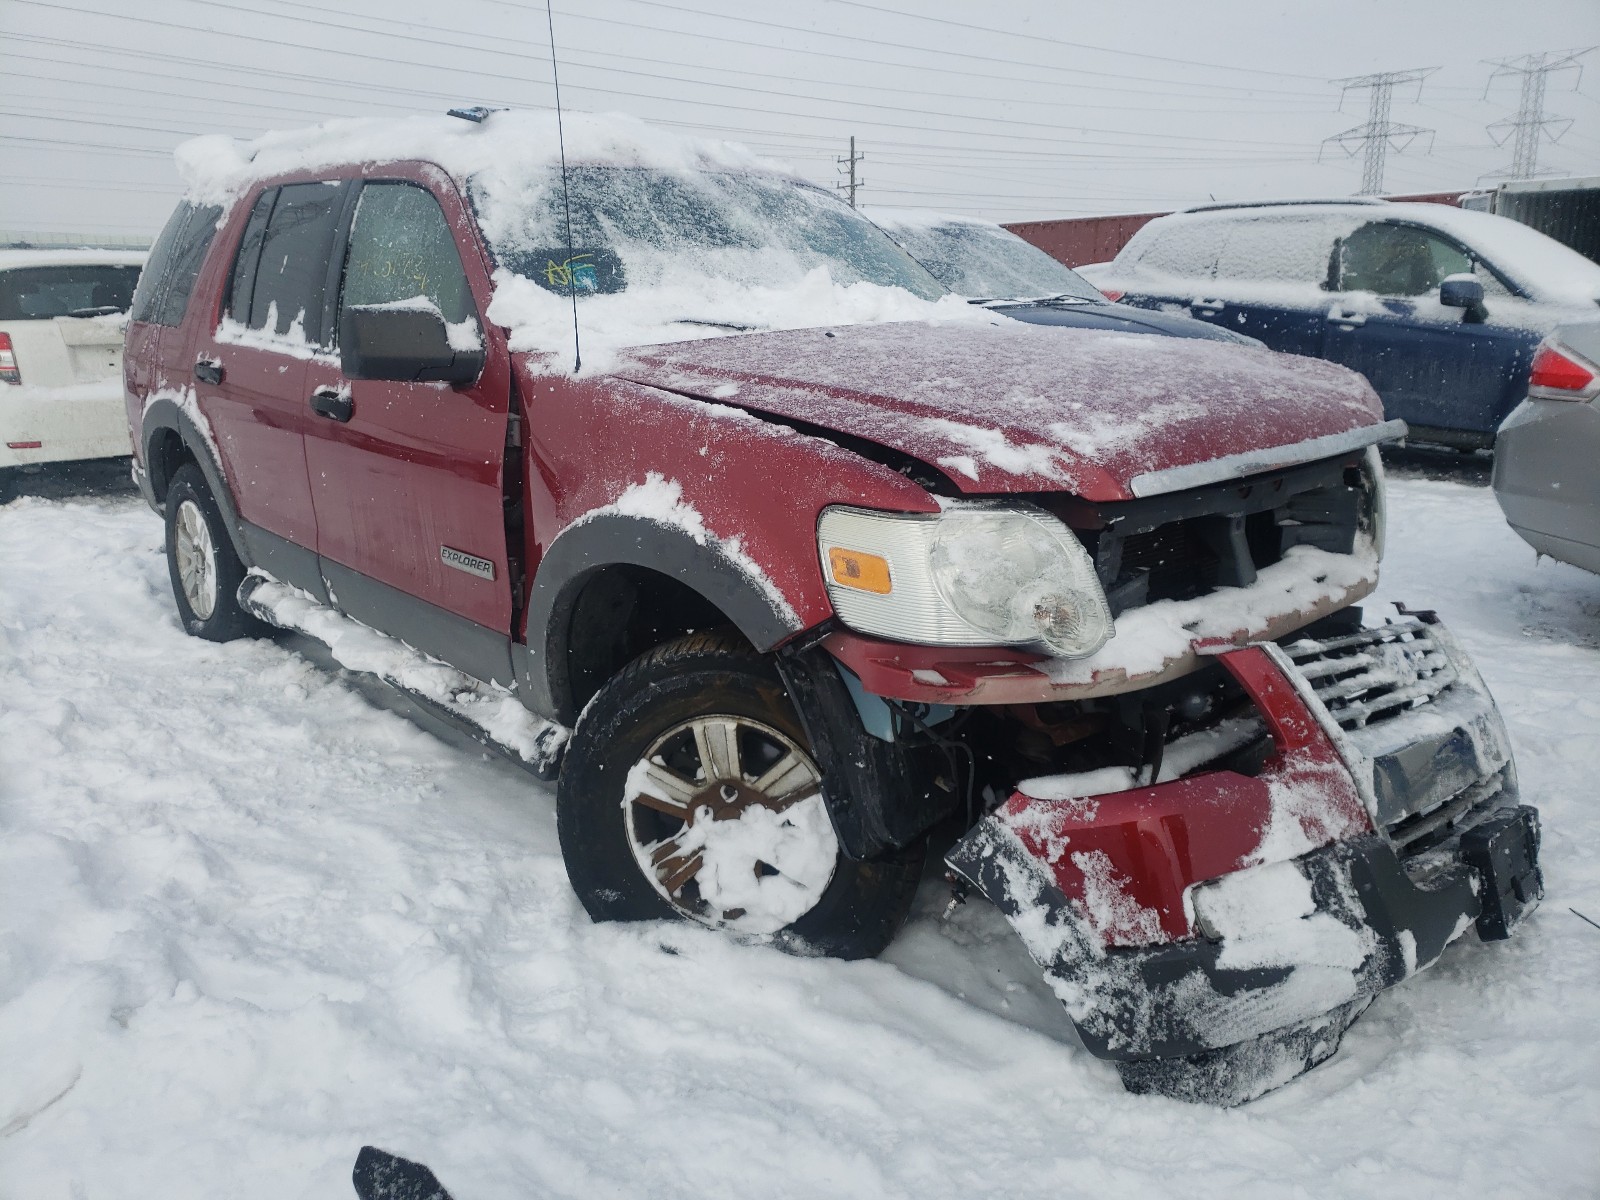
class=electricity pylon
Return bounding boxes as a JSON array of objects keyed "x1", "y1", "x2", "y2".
[
  {"x1": 1322, "y1": 68, "x2": 1437, "y2": 195},
  {"x1": 1483, "y1": 48, "x2": 1594, "y2": 180}
]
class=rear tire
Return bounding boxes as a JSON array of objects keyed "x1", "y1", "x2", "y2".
[
  {"x1": 557, "y1": 631, "x2": 924, "y2": 959},
  {"x1": 164, "y1": 462, "x2": 261, "y2": 642}
]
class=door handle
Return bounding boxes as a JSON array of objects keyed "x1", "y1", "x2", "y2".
[
  {"x1": 309, "y1": 387, "x2": 354, "y2": 423},
  {"x1": 1190, "y1": 298, "x2": 1226, "y2": 316},
  {"x1": 194, "y1": 358, "x2": 224, "y2": 385},
  {"x1": 1326, "y1": 308, "x2": 1367, "y2": 328}
]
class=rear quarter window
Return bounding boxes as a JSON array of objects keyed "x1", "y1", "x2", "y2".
[
  {"x1": 0, "y1": 264, "x2": 142, "y2": 321},
  {"x1": 130, "y1": 201, "x2": 223, "y2": 327},
  {"x1": 1125, "y1": 219, "x2": 1227, "y2": 280}
]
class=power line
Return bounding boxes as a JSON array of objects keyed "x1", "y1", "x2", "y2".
[
  {"x1": 593, "y1": 0, "x2": 1332, "y2": 97},
  {"x1": 1322, "y1": 68, "x2": 1437, "y2": 194},
  {"x1": 816, "y1": 0, "x2": 1330, "y2": 81},
  {"x1": 0, "y1": 133, "x2": 170, "y2": 157},
  {"x1": 1482, "y1": 48, "x2": 1595, "y2": 179},
  {"x1": 243, "y1": 0, "x2": 1333, "y2": 102},
  {"x1": 9, "y1": 4, "x2": 1326, "y2": 155},
  {"x1": 241, "y1": 0, "x2": 1335, "y2": 117}
]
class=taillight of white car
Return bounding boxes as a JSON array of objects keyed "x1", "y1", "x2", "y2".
[
  {"x1": 1527, "y1": 340, "x2": 1599, "y2": 402},
  {"x1": 0, "y1": 332, "x2": 19, "y2": 385}
]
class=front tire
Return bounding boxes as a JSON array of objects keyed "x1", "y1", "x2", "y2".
[
  {"x1": 557, "y1": 632, "x2": 924, "y2": 959},
  {"x1": 164, "y1": 462, "x2": 260, "y2": 642}
]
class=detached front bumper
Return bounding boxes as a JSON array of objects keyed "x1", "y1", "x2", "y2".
[{"x1": 946, "y1": 612, "x2": 1542, "y2": 1105}]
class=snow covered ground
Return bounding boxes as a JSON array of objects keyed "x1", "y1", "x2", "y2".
[{"x1": 2, "y1": 474, "x2": 1597, "y2": 1198}]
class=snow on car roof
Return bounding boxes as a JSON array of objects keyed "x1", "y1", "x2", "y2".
[
  {"x1": 1133, "y1": 200, "x2": 1600, "y2": 305},
  {"x1": 174, "y1": 110, "x2": 794, "y2": 206},
  {"x1": 1383, "y1": 202, "x2": 1600, "y2": 305},
  {"x1": 174, "y1": 111, "x2": 984, "y2": 376},
  {"x1": 0, "y1": 248, "x2": 147, "y2": 270}
]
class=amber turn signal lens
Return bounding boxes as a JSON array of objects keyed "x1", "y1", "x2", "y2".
[{"x1": 827, "y1": 547, "x2": 892, "y2": 594}]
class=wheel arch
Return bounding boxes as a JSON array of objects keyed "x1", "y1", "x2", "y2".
[
  {"x1": 139, "y1": 398, "x2": 250, "y2": 564},
  {"x1": 521, "y1": 513, "x2": 807, "y2": 725}
]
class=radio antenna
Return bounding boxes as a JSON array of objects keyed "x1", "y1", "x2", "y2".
[{"x1": 545, "y1": 0, "x2": 581, "y2": 373}]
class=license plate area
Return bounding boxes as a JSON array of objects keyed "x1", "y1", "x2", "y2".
[{"x1": 1462, "y1": 805, "x2": 1542, "y2": 940}]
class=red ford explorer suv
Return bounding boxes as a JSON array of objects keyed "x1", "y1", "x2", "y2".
[{"x1": 124, "y1": 111, "x2": 1540, "y2": 1104}]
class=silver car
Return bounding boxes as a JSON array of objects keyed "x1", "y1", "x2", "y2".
[{"x1": 1493, "y1": 324, "x2": 1600, "y2": 574}]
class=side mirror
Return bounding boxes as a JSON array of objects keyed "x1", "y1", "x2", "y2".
[
  {"x1": 1439, "y1": 275, "x2": 1485, "y2": 311},
  {"x1": 339, "y1": 303, "x2": 485, "y2": 384}
]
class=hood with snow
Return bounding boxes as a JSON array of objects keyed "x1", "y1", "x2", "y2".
[{"x1": 616, "y1": 320, "x2": 1386, "y2": 503}]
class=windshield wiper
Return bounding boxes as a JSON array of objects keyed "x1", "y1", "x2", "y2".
[
  {"x1": 66, "y1": 305, "x2": 124, "y2": 318},
  {"x1": 966, "y1": 294, "x2": 1098, "y2": 307},
  {"x1": 671, "y1": 317, "x2": 761, "y2": 332}
]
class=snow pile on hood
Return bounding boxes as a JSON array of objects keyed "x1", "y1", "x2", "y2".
[{"x1": 623, "y1": 321, "x2": 1384, "y2": 500}]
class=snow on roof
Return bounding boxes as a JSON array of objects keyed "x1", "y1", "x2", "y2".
[
  {"x1": 175, "y1": 110, "x2": 795, "y2": 206},
  {"x1": 0, "y1": 248, "x2": 147, "y2": 270},
  {"x1": 1133, "y1": 200, "x2": 1600, "y2": 305},
  {"x1": 1383, "y1": 203, "x2": 1600, "y2": 305},
  {"x1": 172, "y1": 111, "x2": 985, "y2": 376}
]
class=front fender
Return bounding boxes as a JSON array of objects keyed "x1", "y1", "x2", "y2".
[{"x1": 521, "y1": 511, "x2": 805, "y2": 724}]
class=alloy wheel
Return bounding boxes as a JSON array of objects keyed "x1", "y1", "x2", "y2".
[{"x1": 623, "y1": 713, "x2": 837, "y2": 934}]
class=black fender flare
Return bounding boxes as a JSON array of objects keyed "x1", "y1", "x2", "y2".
[
  {"x1": 521, "y1": 512, "x2": 804, "y2": 725},
  {"x1": 139, "y1": 397, "x2": 252, "y2": 565}
]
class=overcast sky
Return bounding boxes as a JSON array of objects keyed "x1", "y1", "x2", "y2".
[{"x1": 2, "y1": 0, "x2": 1597, "y2": 241}]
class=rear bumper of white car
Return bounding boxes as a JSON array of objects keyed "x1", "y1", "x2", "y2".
[{"x1": 0, "y1": 380, "x2": 132, "y2": 469}]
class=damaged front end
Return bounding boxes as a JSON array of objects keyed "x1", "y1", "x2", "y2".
[{"x1": 945, "y1": 610, "x2": 1542, "y2": 1106}]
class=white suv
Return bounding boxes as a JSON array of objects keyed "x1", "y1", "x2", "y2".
[{"x1": 1, "y1": 248, "x2": 146, "y2": 496}]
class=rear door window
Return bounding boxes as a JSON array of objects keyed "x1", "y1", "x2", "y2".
[
  {"x1": 340, "y1": 182, "x2": 475, "y2": 323},
  {"x1": 225, "y1": 190, "x2": 277, "y2": 329},
  {"x1": 1214, "y1": 217, "x2": 1337, "y2": 284},
  {"x1": 242, "y1": 182, "x2": 348, "y2": 344},
  {"x1": 129, "y1": 201, "x2": 223, "y2": 327},
  {"x1": 0, "y1": 265, "x2": 142, "y2": 320}
]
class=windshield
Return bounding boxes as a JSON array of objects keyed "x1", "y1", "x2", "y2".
[
  {"x1": 472, "y1": 166, "x2": 946, "y2": 303},
  {"x1": 882, "y1": 220, "x2": 1104, "y2": 302},
  {"x1": 0, "y1": 264, "x2": 142, "y2": 320}
]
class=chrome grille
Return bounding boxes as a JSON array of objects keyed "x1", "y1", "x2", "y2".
[{"x1": 1281, "y1": 618, "x2": 1457, "y2": 731}]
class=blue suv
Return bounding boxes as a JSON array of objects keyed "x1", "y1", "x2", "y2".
[{"x1": 1088, "y1": 199, "x2": 1600, "y2": 449}]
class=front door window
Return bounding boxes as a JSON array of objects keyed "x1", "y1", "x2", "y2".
[
  {"x1": 339, "y1": 183, "x2": 475, "y2": 326},
  {"x1": 1336, "y1": 223, "x2": 1471, "y2": 297}
]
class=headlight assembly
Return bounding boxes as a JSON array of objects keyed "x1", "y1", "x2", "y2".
[{"x1": 817, "y1": 503, "x2": 1113, "y2": 658}]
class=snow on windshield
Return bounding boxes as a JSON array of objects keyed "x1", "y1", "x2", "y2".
[
  {"x1": 476, "y1": 165, "x2": 977, "y2": 372},
  {"x1": 870, "y1": 208, "x2": 1104, "y2": 302},
  {"x1": 174, "y1": 111, "x2": 980, "y2": 375}
]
